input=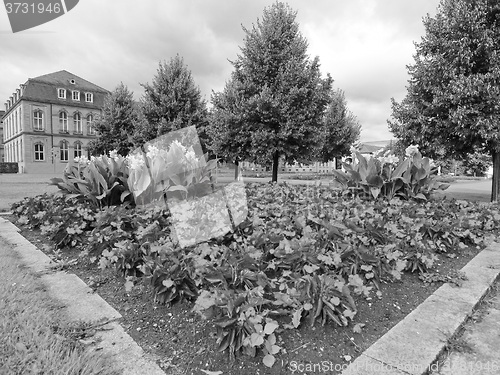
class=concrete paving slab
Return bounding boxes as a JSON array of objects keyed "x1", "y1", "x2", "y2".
[
  {"x1": 433, "y1": 293, "x2": 500, "y2": 375},
  {"x1": 342, "y1": 242, "x2": 500, "y2": 375},
  {"x1": 340, "y1": 354, "x2": 408, "y2": 375},
  {"x1": 95, "y1": 321, "x2": 166, "y2": 375},
  {"x1": 41, "y1": 272, "x2": 122, "y2": 322},
  {"x1": 361, "y1": 294, "x2": 474, "y2": 374}
]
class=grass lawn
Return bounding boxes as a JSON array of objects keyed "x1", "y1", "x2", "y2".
[
  {"x1": 0, "y1": 236, "x2": 120, "y2": 375},
  {"x1": 0, "y1": 174, "x2": 58, "y2": 212}
]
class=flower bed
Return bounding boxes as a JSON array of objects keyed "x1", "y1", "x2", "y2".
[{"x1": 11, "y1": 181, "x2": 500, "y2": 372}]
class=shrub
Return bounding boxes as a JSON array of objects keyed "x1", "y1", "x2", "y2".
[
  {"x1": 49, "y1": 152, "x2": 133, "y2": 209},
  {"x1": 331, "y1": 145, "x2": 449, "y2": 200}
]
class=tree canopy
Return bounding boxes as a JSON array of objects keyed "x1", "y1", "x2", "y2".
[
  {"x1": 208, "y1": 2, "x2": 333, "y2": 181},
  {"x1": 88, "y1": 83, "x2": 137, "y2": 157},
  {"x1": 316, "y1": 89, "x2": 361, "y2": 163},
  {"x1": 134, "y1": 55, "x2": 209, "y2": 149},
  {"x1": 388, "y1": 0, "x2": 500, "y2": 200}
]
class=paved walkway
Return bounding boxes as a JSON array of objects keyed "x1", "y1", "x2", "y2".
[{"x1": 430, "y1": 286, "x2": 500, "y2": 375}]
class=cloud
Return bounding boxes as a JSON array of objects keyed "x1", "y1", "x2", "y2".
[{"x1": 1, "y1": 0, "x2": 440, "y2": 142}]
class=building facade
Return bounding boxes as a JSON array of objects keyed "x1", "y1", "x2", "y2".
[
  {"x1": 0, "y1": 110, "x2": 4, "y2": 162},
  {"x1": 2, "y1": 70, "x2": 109, "y2": 174}
]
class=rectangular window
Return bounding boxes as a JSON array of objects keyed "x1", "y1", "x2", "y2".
[
  {"x1": 85, "y1": 92, "x2": 93, "y2": 103},
  {"x1": 74, "y1": 113, "x2": 82, "y2": 133},
  {"x1": 74, "y1": 142, "x2": 82, "y2": 158},
  {"x1": 34, "y1": 143, "x2": 44, "y2": 161},
  {"x1": 72, "y1": 91, "x2": 80, "y2": 101},
  {"x1": 58, "y1": 88, "x2": 66, "y2": 99},
  {"x1": 60, "y1": 141, "x2": 69, "y2": 162},
  {"x1": 87, "y1": 114, "x2": 95, "y2": 135},
  {"x1": 33, "y1": 110, "x2": 43, "y2": 131},
  {"x1": 59, "y1": 112, "x2": 68, "y2": 132}
]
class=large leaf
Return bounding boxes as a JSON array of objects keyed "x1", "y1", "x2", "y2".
[
  {"x1": 392, "y1": 159, "x2": 410, "y2": 179},
  {"x1": 366, "y1": 175, "x2": 384, "y2": 188}
]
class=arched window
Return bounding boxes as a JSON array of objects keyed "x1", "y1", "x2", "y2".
[
  {"x1": 74, "y1": 113, "x2": 82, "y2": 134},
  {"x1": 59, "y1": 111, "x2": 68, "y2": 132},
  {"x1": 87, "y1": 114, "x2": 95, "y2": 135},
  {"x1": 74, "y1": 141, "x2": 82, "y2": 158},
  {"x1": 34, "y1": 142, "x2": 44, "y2": 161},
  {"x1": 33, "y1": 110, "x2": 43, "y2": 131},
  {"x1": 60, "y1": 140, "x2": 69, "y2": 162}
]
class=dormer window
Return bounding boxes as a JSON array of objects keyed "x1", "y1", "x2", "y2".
[
  {"x1": 85, "y1": 92, "x2": 93, "y2": 103},
  {"x1": 69, "y1": 79, "x2": 76, "y2": 84},
  {"x1": 58, "y1": 88, "x2": 66, "y2": 99},
  {"x1": 72, "y1": 90, "x2": 80, "y2": 101}
]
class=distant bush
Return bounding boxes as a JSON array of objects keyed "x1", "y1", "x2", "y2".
[{"x1": 0, "y1": 162, "x2": 18, "y2": 173}]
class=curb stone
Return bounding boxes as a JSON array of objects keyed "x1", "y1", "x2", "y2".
[
  {"x1": 0, "y1": 218, "x2": 165, "y2": 375},
  {"x1": 341, "y1": 242, "x2": 500, "y2": 375}
]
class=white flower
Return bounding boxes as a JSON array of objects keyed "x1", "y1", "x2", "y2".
[
  {"x1": 74, "y1": 155, "x2": 90, "y2": 165},
  {"x1": 185, "y1": 148, "x2": 198, "y2": 165},
  {"x1": 126, "y1": 153, "x2": 146, "y2": 170},
  {"x1": 171, "y1": 140, "x2": 187, "y2": 154},
  {"x1": 405, "y1": 144, "x2": 419, "y2": 158},
  {"x1": 385, "y1": 155, "x2": 400, "y2": 164},
  {"x1": 146, "y1": 145, "x2": 160, "y2": 160},
  {"x1": 109, "y1": 150, "x2": 119, "y2": 160}
]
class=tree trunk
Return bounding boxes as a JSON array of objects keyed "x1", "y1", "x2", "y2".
[
  {"x1": 272, "y1": 151, "x2": 279, "y2": 182},
  {"x1": 234, "y1": 160, "x2": 239, "y2": 181},
  {"x1": 491, "y1": 150, "x2": 500, "y2": 202}
]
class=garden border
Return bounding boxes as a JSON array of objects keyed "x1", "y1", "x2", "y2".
[
  {"x1": 341, "y1": 242, "x2": 500, "y2": 375},
  {"x1": 0, "y1": 217, "x2": 165, "y2": 375}
]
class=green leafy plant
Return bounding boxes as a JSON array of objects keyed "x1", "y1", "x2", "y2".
[
  {"x1": 49, "y1": 152, "x2": 133, "y2": 209},
  {"x1": 332, "y1": 146, "x2": 449, "y2": 201},
  {"x1": 126, "y1": 140, "x2": 216, "y2": 206}
]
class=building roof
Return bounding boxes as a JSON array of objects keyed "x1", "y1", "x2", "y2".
[
  {"x1": 358, "y1": 143, "x2": 383, "y2": 154},
  {"x1": 29, "y1": 70, "x2": 109, "y2": 93},
  {"x1": 3, "y1": 70, "x2": 109, "y2": 116}
]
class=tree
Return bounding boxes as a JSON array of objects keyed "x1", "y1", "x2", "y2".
[
  {"x1": 388, "y1": 0, "x2": 500, "y2": 201},
  {"x1": 135, "y1": 55, "x2": 209, "y2": 151},
  {"x1": 88, "y1": 83, "x2": 137, "y2": 156},
  {"x1": 208, "y1": 2, "x2": 333, "y2": 182},
  {"x1": 462, "y1": 151, "x2": 491, "y2": 177},
  {"x1": 316, "y1": 89, "x2": 361, "y2": 163}
]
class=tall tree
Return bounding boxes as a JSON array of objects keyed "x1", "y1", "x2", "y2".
[
  {"x1": 135, "y1": 55, "x2": 209, "y2": 150},
  {"x1": 88, "y1": 83, "x2": 137, "y2": 156},
  {"x1": 208, "y1": 2, "x2": 332, "y2": 182},
  {"x1": 316, "y1": 89, "x2": 361, "y2": 163},
  {"x1": 388, "y1": 0, "x2": 500, "y2": 201}
]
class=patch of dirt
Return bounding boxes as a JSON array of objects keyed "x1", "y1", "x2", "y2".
[{"x1": 8, "y1": 216, "x2": 482, "y2": 375}]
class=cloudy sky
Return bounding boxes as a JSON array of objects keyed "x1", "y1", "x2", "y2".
[{"x1": 0, "y1": 0, "x2": 440, "y2": 142}]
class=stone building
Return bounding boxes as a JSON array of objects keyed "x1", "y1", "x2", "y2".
[
  {"x1": 0, "y1": 110, "x2": 4, "y2": 162},
  {"x1": 1, "y1": 70, "x2": 109, "y2": 173}
]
